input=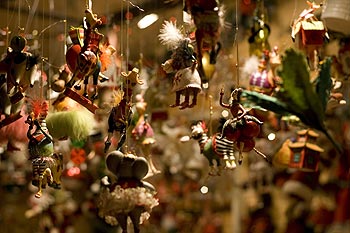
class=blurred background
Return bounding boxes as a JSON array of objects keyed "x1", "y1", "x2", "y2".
[{"x1": 0, "y1": 0, "x2": 349, "y2": 233}]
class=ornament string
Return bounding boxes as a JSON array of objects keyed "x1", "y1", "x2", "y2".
[
  {"x1": 40, "y1": 0, "x2": 45, "y2": 99},
  {"x1": 24, "y1": 0, "x2": 38, "y2": 35},
  {"x1": 235, "y1": 0, "x2": 240, "y2": 87}
]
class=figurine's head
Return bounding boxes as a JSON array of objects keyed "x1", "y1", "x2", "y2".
[
  {"x1": 230, "y1": 88, "x2": 243, "y2": 102},
  {"x1": 84, "y1": 8, "x2": 102, "y2": 28},
  {"x1": 121, "y1": 68, "x2": 144, "y2": 89},
  {"x1": 105, "y1": 151, "x2": 149, "y2": 181},
  {"x1": 10, "y1": 36, "x2": 26, "y2": 53}
]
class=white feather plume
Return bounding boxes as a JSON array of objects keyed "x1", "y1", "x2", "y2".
[{"x1": 158, "y1": 21, "x2": 184, "y2": 50}]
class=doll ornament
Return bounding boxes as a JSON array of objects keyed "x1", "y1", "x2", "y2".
[
  {"x1": 220, "y1": 88, "x2": 268, "y2": 164},
  {"x1": 26, "y1": 100, "x2": 63, "y2": 198},
  {"x1": 159, "y1": 21, "x2": 202, "y2": 110},
  {"x1": 98, "y1": 151, "x2": 158, "y2": 233},
  {"x1": 0, "y1": 35, "x2": 39, "y2": 128},
  {"x1": 104, "y1": 68, "x2": 143, "y2": 153},
  {"x1": 63, "y1": 7, "x2": 114, "y2": 113}
]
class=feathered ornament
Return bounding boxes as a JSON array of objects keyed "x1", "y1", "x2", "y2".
[
  {"x1": 158, "y1": 21, "x2": 185, "y2": 50},
  {"x1": 242, "y1": 48, "x2": 342, "y2": 153},
  {"x1": 46, "y1": 109, "x2": 95, "y2": 141},
  {"x1": 159, "y1": 20, "x2": 201, "y2": 109}
]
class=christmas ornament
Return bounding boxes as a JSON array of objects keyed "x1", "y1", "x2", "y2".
[
  {"x1": 0, "y1": 35, "x2": 39, "y2": 128},
  {"x1": 63, "y1": 6, "x2": 114, "y2": 113},
  {"x1": 183, "y1": 120, "x2": 237, "y2": 176},
  {"x1": 288, "y1": 129, "x2": 324, "y2": 172},
  {"x1": 183, "y1": 0, "x2": 223, "y2": 83},
  {"x1": 98, "y1": 151, "x2": 158, "y2": 233},
  {"x1": 291, "y1": 1, "x2": 329, "y2": 70},
  {"x1": 219, "y1": 88, "x2": 268, "y2": 163},
  {"x1": 46, "y1": 107, "x2": 95, "y2": 141},
  {"x1": 104, "y1": 68, "x2": 143, "y2": 153},
  {"x1": 159, "y1": 21, "x2": 201, "y2": 109},
  {"x1": 26, "y1": 100, "x2": 63, "y2": 198},
  {"x1": 249, "y1": 47, "x2": 282, "y2": 95},
  {"x1": 131, "y1": 94, "x2": 160, "y2": 175}
]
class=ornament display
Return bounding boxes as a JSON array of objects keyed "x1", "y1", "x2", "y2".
[
  {"x1": 184, "y1": 120, "x2": 237, "y2": 176},
  {"x1": 288, "y1": 129, "x2": 324, "y2": 172},
  {"x1": 219, "y1": 88, "x2": 268, "y2": 163},
  {"x1": 183, "y1": 0, "x2": 223, "y2": 83},
  {"x1": 98, "y1": 151, "x2": 158, "y2": 233},
  {"x1": 104, "y1": 68, "x2": 143, "y2": 152},
  {"x1": 159, "y1": 21, "x2": 201, "y2": 109},
  {"x1": 26, "y1": 100, "x2": 63, "y2": 198},
  {"x1": 0, "y1": 35, "x2": 39, "y2": 128}
]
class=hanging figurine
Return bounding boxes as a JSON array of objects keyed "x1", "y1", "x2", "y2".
[
  {"x1": 159, "y1": 20, "x2": 202, "y2": 110},
  {"x1": 291, "y1": 1, "x2": 329, "y2": 71},
  {"x1": 64, "y1": 6, "x2": 113, "y2": 113},
  {"x1": 104, "y1": 68, "x2": 143, "y2": 153},
  {"x1": 219, "y1": 88, "x2": 268, "y2": 164},
  {"x1": 131, "y1": 94, "x2": 160, "y2": 175},
  {"x1": 25, "y1": 100, "x2": 63, "y2": 198},
  {"x1": 183, "y1": 0, "x2": 223, "y2": 83},
  {"x1": 0, "y1": 35, "x2": 39, "y2": 128},
  {"x1": 182, "y1": 120, "x2": 237, "y2": 176},
  {"x1": 97, "y1": 151, "x2": 158, "y2": 233},
  {"x1": 249, "y1": 47, "x2": 281, "y2": 95}
]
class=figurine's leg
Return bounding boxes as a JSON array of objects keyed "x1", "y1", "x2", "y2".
[
  {"x1": 83, "y1": 77, "x2": 89, "y2": 98},
  {"x1": 170, "y1": 91, "x2": 181, "y2": 107},
  {"x1": 179, "y1": 90, "x2": 190, "y2": 109},
  {"x1": 35, "y1": 183, "x2": 43, "y2": 198},
  {"x1": 189, "y1": 89, "x2": 200, "y2": 108},
  {"x1": 116, "y1": 127, "x2": 127, "y2": 151},
  {"x1": 115, "y1": 214, "x2": 128, "y2": 233},
  {"x1": 148, "y1": 154, "x2": 161, "y2": 175},
  {"x1": 104, "y1": 132, "x2": 113, "y2": 153},
  {"x1": 91, "y1": 66, "x2": 100, "y2": 100},
  {"x1": 35, "y1": 168, "x2": 51, "y2": 198},
  {"x1": 238, "y1": 142, "x2": 244, "y2": 165},
  {"x1": 210, "y1": 42, "x2": 221, "y2": 64},
  {"x1": 129, "y1": 206, "x2": 144, "y2": 233}
]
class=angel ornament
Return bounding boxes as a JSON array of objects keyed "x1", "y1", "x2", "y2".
[{"x1": 159, "y1": 21, "x2": 202, "y2": 110}]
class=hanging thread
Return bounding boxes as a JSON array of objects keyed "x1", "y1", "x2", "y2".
[{"x1": 235, "y1": 0, "x2": 240, "y2": 87}]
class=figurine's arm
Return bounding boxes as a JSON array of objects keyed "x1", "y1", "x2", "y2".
[
  {"x1": 236, "y1": 104, "x2": 248, "y2": 120},
  {"x1": 219, "y1": 88, "x2": 230, "y2": 109}
]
